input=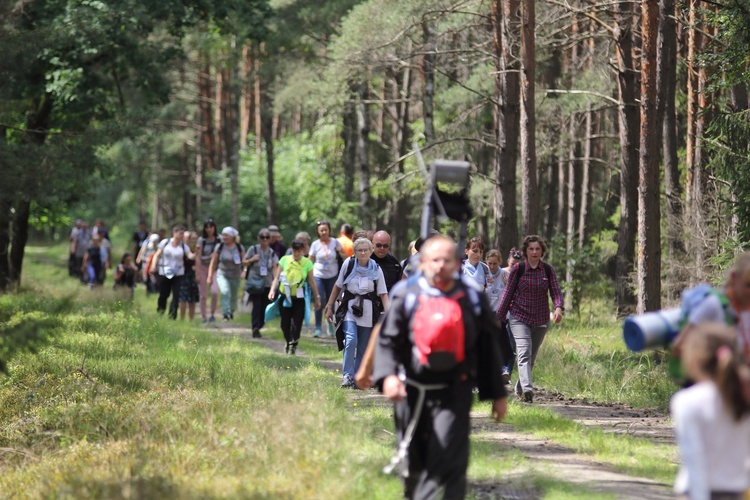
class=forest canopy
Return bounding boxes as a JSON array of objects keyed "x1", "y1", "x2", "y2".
[{"x1": 2, "y1": 0, "x2": 749, "y2": 316}]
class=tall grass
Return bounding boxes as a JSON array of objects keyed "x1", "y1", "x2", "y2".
[{"x1": 533, "y1": 302, "x2": 678, "y2": 410}]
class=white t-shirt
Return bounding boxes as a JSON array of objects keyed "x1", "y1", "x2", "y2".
[
  {"x1": 335, "y1": 258, "x2": 387, "y2": 327},
  {"x1": 310, "y1": 239, "x2": 342, "y2": 279},
  {"x1": 485, "y1": 267, "x2": 510, "y2": 311},
  {"x1": 671, "y1": 381, "x2": 750, "y2": 497},
  {"x1": 158, "y1": 239, "x2": 186, "y2": 278}
]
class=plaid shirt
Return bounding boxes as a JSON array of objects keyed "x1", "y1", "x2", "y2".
[{"x1": 495, "y1": 260, "x2": 564, "y2": 327}]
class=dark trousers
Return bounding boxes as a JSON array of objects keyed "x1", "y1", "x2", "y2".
[
  {"x1": 249, "y1": 288, "x2": 271, "y2": 331},
  {"x1": 279, "y1": 297, "x2": 306, "y2": 344},
  {"x1": 499, "y1": 321, "x2": 516, "y2": 375},
  {"x1": 157, "y1": 275, "x2": 183, "y2": 319},
  {"x1": 396, "y1": 381, "x2": 473, "y2": 500}
]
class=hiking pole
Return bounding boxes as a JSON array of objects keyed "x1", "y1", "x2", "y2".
[{"x1": 383, "y1": 371, "x2": 449, "y2": 477}]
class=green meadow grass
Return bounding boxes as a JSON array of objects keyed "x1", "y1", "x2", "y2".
[{"x1": 0, "y1": 243, "x2": 678, "y2": 498}]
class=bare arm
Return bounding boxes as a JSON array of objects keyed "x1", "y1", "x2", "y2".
[
  {"x1": 206, "y1": 252, "x2": 218, "y2": 284},
  {"x1": 324, "y1": 284, "x2": 342, "y2": 321},
  {"x1": 149, "y1": 249, "x2": 163, "y2": 274},
  {"x1": 268, "y1": 263, "x2": 283, "y2": 300},
  {"x1": 307, "y1": 272, "x2": 321, "y2": 310}
]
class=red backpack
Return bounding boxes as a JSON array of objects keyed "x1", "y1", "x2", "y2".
[{"x1": 411, "y1": 291, "x2": 467, "y2": 372}]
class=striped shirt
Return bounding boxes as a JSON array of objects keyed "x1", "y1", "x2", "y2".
[{"x1": 495, "y1": 260, "x2": 564, "y2": 327}]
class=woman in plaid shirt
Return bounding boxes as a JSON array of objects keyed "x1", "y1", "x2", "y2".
[{"x1": 496, "y1": 235, "x2": 564, "y2": 403}]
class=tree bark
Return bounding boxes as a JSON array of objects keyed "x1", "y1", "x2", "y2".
[
  {"x1": 0, "y1": 208, "x2": 9, "y2": 291},
  {"x1": 658, "y1": 0, "x2": 683, "y2": 299},
  {"x1": 692, "y1": 6, "x2": 711, "y2": 283},
  {"x1": 392, "y1": 61, "x2": 412, "y2": 254},
  {"x1": 491, "y1": 0, "x2": 520, "y2": 257},
  {"x1": 198, "y1": 54, "x2": 216, "y2": 196},
  {"x1": 685, "y1": 0, "x2": 700, "y2": 208},
  {"x1": 9, "y1": 200, "x2": 30, "y2": 284},
  {"x1": 342, "y1": 93, "x2": 357, "y2": 204},
  {"x1": 261, "y1": 95, "x2": 277, "y2": 225},
  {"x1": 615, "y1": 1, "x2": 639, "y2": 316},
  {"x1": 578, "y1": 105, "x2": 592, "y2": 249},
  {"x1": 422, "y1": 21, "x2": 436, "y2": 144},
  {"x1": 565, "y1": 114, "x2": 577, "y2": 311},
  {"x1": 556, "y1": 129, "x2": 567, "y2": 237},
  {"x1": 356, "y1": 82, "x2": 371, "y2": 227},
  {"x1": 637, "y1": 0, "x2": 661, "y2": 313},
  {"x1": 520, "y1": 0, "x2": 537, "y2": 236}
]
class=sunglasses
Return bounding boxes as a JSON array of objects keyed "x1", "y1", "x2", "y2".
[
  {"x1": 375, "y1": 243, "x2": 390, "y2": 249},
  {"x1": 259, "y1": 235, "x2": 270, "y2": 239},
  {"x1": 511, "y1": 252, "x2": 523, "y2": 260},
  {"x1": 316, "y1": 221, "x2": 329, "y2": 227}
]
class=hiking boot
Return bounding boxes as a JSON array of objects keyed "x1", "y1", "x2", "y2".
[
  {"x1": 252, "y1": 329, "x2": 261, "y2": 338},
  {"x1": 222, "y1": 314, "x2": 230, "y2": 322},
  {"x1": 289, "y1": 343, "x2": 297, "y2": 356},
  {"x1": 285, "y1": 343, "x2": 291, "y2": 354},
  {"x1": 313, "y1": 328, "x2": 322, "y2": 338},
  {"x1": 522, "y1": 391, "x2": 533, "y2": 403}
]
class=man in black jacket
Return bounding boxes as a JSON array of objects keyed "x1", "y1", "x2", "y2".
[
  {"x1": 371, "y1": 230, "x2": 403, "y2": 292},
  {"x1": 373, "y1": 235, "x2": 507, "y2": 499}
]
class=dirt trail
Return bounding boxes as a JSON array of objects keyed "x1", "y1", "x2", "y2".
[{"x1": 210, "y1": 323, "x2": 675, "y2": 499}]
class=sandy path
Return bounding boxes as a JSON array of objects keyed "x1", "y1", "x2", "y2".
[{"x1": 210, "y1": 323, "x2": 675, "y2": 499}]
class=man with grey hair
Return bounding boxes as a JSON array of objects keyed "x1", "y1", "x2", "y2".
[{"x1": 370, "y1": 230, "x2": 403, "y2": 292}]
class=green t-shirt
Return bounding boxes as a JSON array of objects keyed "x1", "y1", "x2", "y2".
[{"x1": 278, "y1": 255, "x2": 313, "y2": 296}]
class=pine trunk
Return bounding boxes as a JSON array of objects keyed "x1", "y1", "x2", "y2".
[
  {"x1": 356, "y1": 82, "x2": 371, "y2": 227},
  {"x1": 637, "y1": 0, "x2": 661, "y2": 313},
  {"x1": 491, "y1": 0, "x2": 520, "y2": 257},
  {"x1": 658, "y1": 0, "x2": 683, "y2": 299},
  {"x1": 614, "y1": 2, "x2": 639, "y2": 316},
  {"x1": 520, "y1": 0, "x2": 537, "y2": 236},
  {"x1": 422, "y1": 22, "x2": 436, "y2": 144},
  {"x1": 565, "y1": 114, "x2": 577, "y2": 311}
]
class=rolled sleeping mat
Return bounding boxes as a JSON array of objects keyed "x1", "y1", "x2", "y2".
[{"x1": 622, "y1": 307, "x2": 682, "y2": 351}]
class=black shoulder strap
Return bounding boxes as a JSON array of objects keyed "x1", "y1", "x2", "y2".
[
  {"x1": 343, "y1": 257, "x2": 356, "y2": 281},
  {"x1": 543, "y1": 262, "x2": 552, "y2": 281},
  {"x1": 516, "y1": 261, "x2": 526, "y2": 279},
  {"x1": 216, "y1": 242, "x2": 224, "y2": 254}
]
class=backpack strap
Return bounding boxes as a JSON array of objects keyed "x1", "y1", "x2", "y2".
[{"x1": 343, "y1": 257, "x2": 356, "y2": 281}]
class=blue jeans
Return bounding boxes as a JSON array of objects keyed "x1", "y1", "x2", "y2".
[
  {"x1": 342, "y1": 320, "x2": 372, "y2": 379},
  {"x1": 216, "y1": 274, "x2": 241, "y2": 317},
  {"x1": 314, "y1": 276, "x2": 337, "y2": 329}
]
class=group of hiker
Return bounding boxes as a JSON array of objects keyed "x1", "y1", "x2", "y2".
[{"x1": 67, "y1": 215, "x2": 750, "y2": 499}]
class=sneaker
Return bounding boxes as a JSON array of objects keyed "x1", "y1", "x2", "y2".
[
  {"x1": 501, "y1": 370, "x2": 511, "y2": 385},
  {"x1": 522, "y1": 391, "x2": 533, "y2": 403},
  {"x1": 313, "y1": 328, "x2": 322, "y2": 338},
  {"x1": 289, "y1": 343, "x2": 297, "y2": 356},
  {"x1": 327, "y1": 324, "x2": 335, "y2": 337},
  {"x1": 209, "y1": 316, "x2": 216, "y2": 323},
  {"x1": 252, "y1": 329, "x2": 261, "y2": 339},
  {"x1": 229, "y1": 312, "x2": 234, "y2": 320},
  {"x1": 285, "y1": 343, "x2": 291, "y2": 354},
  {"x1": 340, "y1": 376, "x2": 354, "y2": 388},
  {"x1": 202, "y1": 318, "x2": 208, "y2": 324},
  {"x1": 222, "y1": 314, "x2": 230, "y2": 322}
]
